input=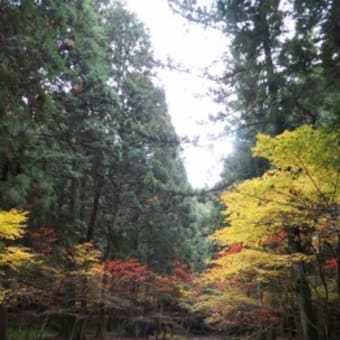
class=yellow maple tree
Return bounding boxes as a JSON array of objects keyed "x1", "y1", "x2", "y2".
[
  {"x1": 215, "y1": 125, "x2": 339, "y2": 253},
  {"x1": 0, "y1": 210, "x2": 33, "y2": 302},
  {"x1": 191, "y1": 126, "x2": 340, "y2": 336}
]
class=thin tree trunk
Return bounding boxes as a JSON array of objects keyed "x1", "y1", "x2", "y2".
[
  {"x1": 86, "y1": 173, "x2": 104, "y2": 242},
  {"x1": 62, "y1": 275, "x2": 77, "y2": 337},
  {"x1": 289, "y1": 228, "x2": 318, "y2": 340},
  {"x1": 71, "y1": 171, "x2": 104, "y2": 339},
  {"x1": 70, "y1": 177, "x2": 81, "y2": 223},
  {"x1": 96, "y1": 181, "x2": 122, "y2": 338},
  {"x1": 96, "y1": 265, "x2": 109, "y2": 339},
  {"x1": 258, "y1": 0, "x2": 286, "y2": 135},
  {"x1": 336, "y1": 233, "x2": 340, "y2": 302},
  {"x1": 0, "y1": 304, "x2": 8, "y2": 340},
  {"x1": 61, "y1": 172, "x2": 84, "y2": 339}
]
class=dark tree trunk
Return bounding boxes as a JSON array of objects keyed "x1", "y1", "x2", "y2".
[
  {"x1": 258, "y1": 0, "x2": 286, "y2": 135},
  {"x1": 70, "y1": 177, "x2": 81, "y2": 222},
  {"x1": 288, "y1": 228, "x2": 318, "y2": 340},
  {"x1": 336, "y1": 234, "x2": 340, "y2": 302},
  {"x1": 0, "y1": 304, "x2": 8, "y2": 340},
  {"x1": 96, "y1": 181, "x2": 122, "y2": 338},
  {"x1": 61, "y1": 277, "x2": 77, "y2": 337},
  {"x1": 86, "y1": 173, "x2": 103, "y2": 242}
]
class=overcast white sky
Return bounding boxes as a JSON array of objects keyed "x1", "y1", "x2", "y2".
[{"x1": 125, "y1": 0, "x2": 232, "y2": 188}]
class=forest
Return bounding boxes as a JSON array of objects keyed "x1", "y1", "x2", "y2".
[{"x1": 0, "y1": 0, "x2": 339, "y2": 339}]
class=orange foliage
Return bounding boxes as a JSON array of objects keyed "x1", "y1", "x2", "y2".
[
  {"x1": 172, "y1": 260, "x2": 193, "y2": 283},
  {"x1": 105, "y1": 258, "x2": 154, "y2": 286},
  {"x1": 262, "y1": 231, "x2": 287, "y2": 247},
  {"x1": 103, "y1": 258, "x2": 194, "y2": 299},
  {"x1": 29, "y1": 227, "x2": 58, "y2": 253},
  {"x1": 152, "y1": 275, "x2": 177, "y2": 294},
  {"x1": 217, "y1": 243, "x2": 243, "y2": 258}
]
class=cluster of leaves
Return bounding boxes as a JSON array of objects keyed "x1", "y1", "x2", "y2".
[
  {"x1": 103, "y1": 258, "x2": 193, "y2": 300},
  {"x1": 0, "y1": 210, "x2": 33, "y2": 302}
]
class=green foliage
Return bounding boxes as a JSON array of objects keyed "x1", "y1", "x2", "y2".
[
  {"x1": 0, "y1": 0, "x2": 207, "y2": 272},
  {"x1": 0, "y1": 3, "x2": 216, "y2": 337}
]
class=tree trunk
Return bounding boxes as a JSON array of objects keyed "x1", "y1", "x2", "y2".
[
  {"x1": 61, "y1": 275, "x2": 77, "y2": 337},
  {"x1": 0, "y1": 304, "x2": 8, "y2": 340},
  {"x1": 336, "y1": 234, "x2": 340, "y2": 302},
  {"x1": 295, "y1": 266, "x2": 318, "y2": 340},
  {"x1": 96, "y1": 181, "x2": 122, "y2": 338},
  {"x1": 258, "y1": 0, "x2": 286, "y2": 135},
  {"x1": 86, "y1": 173, "x2": 103, "y2": 242},
  {"x1": 96, "y1": 267, "x2": 109, "y2": 339},
  {"x1": 70, "y1": 177, "x2": 81, "y2": 222},
  {"x1": 288, "y1": 228, "x2": 318, "y2": 340}
]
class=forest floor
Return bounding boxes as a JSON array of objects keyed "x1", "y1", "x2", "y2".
[
  {"x1": 87, "y1": 337, "x2": 224, "y2": 340},
  {"x1": 48, "y1": 337, "x2": 224, "y2": 340}
]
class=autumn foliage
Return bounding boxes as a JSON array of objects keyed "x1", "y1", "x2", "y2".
[
  {"x1": 184, "y1": 126, "x2": 340, "y2": 337},
  {"x1": 1, "y1": 126, "x2": 339, "y2": 339}
]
